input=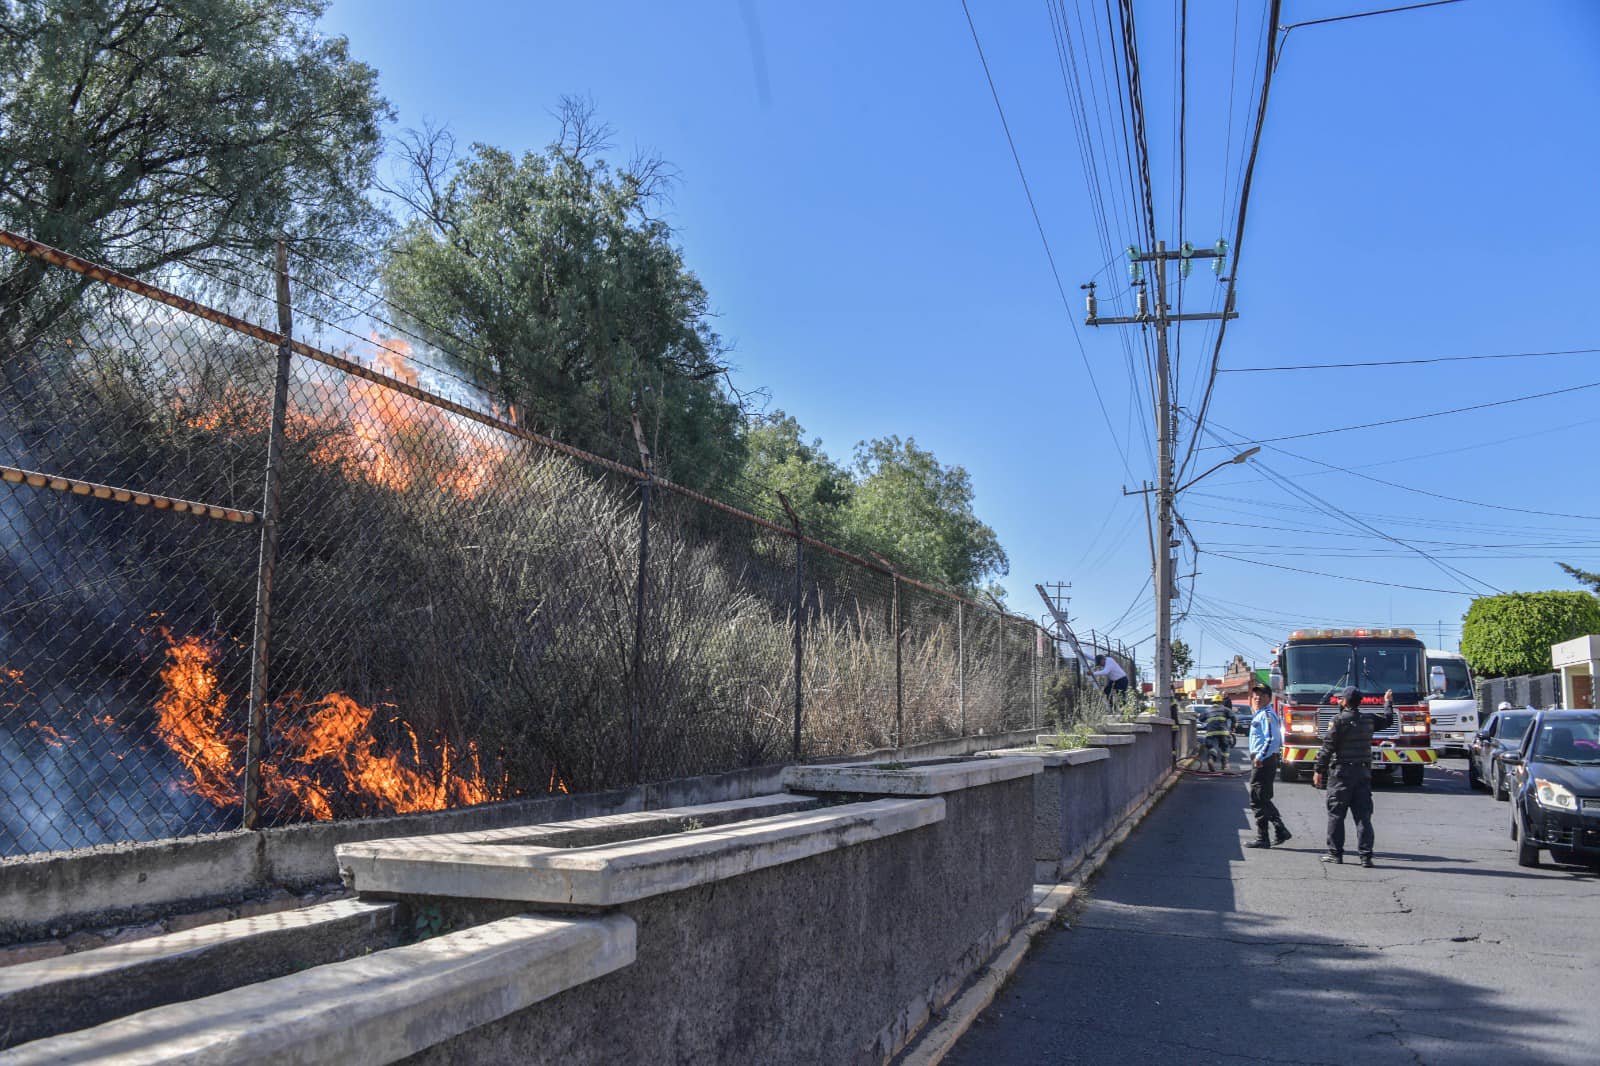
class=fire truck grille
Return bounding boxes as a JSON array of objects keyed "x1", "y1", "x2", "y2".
[{"x1": 1316, "y1": 709, "x2": 1399, "y2": 739}]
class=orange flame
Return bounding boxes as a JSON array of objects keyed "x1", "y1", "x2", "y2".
[
  {"x1": 179, "y1": 336, "x2": 510, "y2": 500},
  {"x1": 312, "y1": 337, "x2": 510, "y2": 498},
  {"x1": 147, "y1": 631, "x2": 505, "y2": 821},
  {"x1": 153, "y1": 633, "x2": 239, "y2": 804}
]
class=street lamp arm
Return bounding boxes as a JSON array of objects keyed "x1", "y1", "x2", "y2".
[{"x1": 1174, "y1": 446, "x2": 1259, "y2": 494}]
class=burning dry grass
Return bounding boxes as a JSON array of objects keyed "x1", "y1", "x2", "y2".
[
  {"x1": 149, "y1": 632, "x2": 502, "y2": 821},
  {"x1": 3, "y1": 318, "x2": 1041, "y2": 846}
]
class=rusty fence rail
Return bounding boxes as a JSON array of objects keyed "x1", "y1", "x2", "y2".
[{"x1": 0, "y1": 230, "x2": 1087, "y2": 857}]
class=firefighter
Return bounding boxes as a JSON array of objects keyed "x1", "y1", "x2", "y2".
[
  {"x1": 1313, "y1": 685, "x2": 1396, "y2": 867},
  {"x1": 1200, "y1": 695, "x2": 1232, "y2": 773}
]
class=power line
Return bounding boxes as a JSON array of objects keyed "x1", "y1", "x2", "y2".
[
  {"x1": 1179, "y1": 0, "x2": 1283, "y2": 484},
  {"x1": 1195, "y1": 377, "x2": 1600, "y2": 450},
  {"x1": 1219, "y1": 345, "x2": 1599, "y2": 372},
  {"x1": 961, "y1": 0, "x2": 1135, "y2": 481},
  {"x1": 1115, "y1": 0, "x2": 1159, "y2": 248},
  {"x1": 1185, "y1": 415, "x2": 1501, "y2": 595},
  {"x1": 1208, "y1": 552, "x2": 1479, "y2": 596}
]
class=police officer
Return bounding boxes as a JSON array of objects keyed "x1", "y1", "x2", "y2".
[
  {"x1": 1313, "y1": 685, "x2": 1396, "y2": 867},
  {"x1": 1243, "y1": 681, "x2": 1291, "y2": 849},
  {"x1": 1200, "y1": 695, "x2": 1232, "y2": 773}
]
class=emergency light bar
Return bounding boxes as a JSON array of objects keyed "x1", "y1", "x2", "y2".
[{"x1": 1287, "y1": 627, "x2": 1417, "y2": 640}]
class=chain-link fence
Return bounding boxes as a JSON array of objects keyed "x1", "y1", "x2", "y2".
[{"x1": 0, "y1": 230, "x2": 1067, "y2": 857}]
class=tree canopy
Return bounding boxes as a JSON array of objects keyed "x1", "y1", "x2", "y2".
[
  {"x1": 740, "y1": 411, "x2": 851, "y2": 528},
  {"x1": 1558, "y1": 562, "x2": 1600, "y2": 597},
  {"x1": 841, "y1": 435, "x2": 1008, "y2": 593},
  {"x1": 379, "y1": 105, "x2": 743, "y2": 489},
  {"x1": 0, "y1": 0, "x2": 391, "y2": 330},
  {"x1": 1170, "y1": 639, "x2": 1194, "y2": 679},
  {"x1": 1459, "y1": 590, "x2": 1600, "y2": 678}
]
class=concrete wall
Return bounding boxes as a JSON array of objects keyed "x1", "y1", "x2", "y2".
[
  {"x1": 397, "y1": 777, "x2": 1035, "y2": 1066},
  {"x1": 1036, "y1": 755, "x2": 1111, "y2": 879},
  {"x1": 1, "y1": 730, "x2": 1040, "y2": 946}
]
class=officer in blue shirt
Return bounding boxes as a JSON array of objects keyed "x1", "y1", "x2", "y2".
[{"x1": 1243, "y1": 681, "x2": 1293, "y2": 849}]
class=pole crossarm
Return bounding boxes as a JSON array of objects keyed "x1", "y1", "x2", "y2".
[{"x1": 1088, "y1": 310, "x2": 1238, "y2": 326}]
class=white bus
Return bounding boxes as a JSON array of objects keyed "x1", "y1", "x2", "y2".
[{"x1": 1425, "y1": 650, "x2": 1478, "y2": 756}]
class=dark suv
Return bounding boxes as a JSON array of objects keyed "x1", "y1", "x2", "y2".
[{"x1": 1504, "y1": 709, "x2": 1600, "y2": 868}]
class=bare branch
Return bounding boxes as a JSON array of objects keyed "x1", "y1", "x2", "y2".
[{"x1": 550, "y1": 95, "x2": 614, "y2": 163}]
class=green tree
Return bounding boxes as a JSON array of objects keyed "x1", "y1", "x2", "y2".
[
  {"x1": 1558, "y1": 562, "x2": 1600, "y2": 596},
  {"x1": 380, "y1": 104, "x2": 743, "y2": 488},
  {"x1": 740, "y1": 411, "x2": 851, "y2": 530},
  {"x1": 0, "y1": 0, "x2": 391, "y2": 331},
  {"x1": 1170, "y1": 638, "x2": 1194, "y2": 679},
  {"x1": 1459, "y1": 591, "x2": 1600, "y2": 678},
  {"x1": 841, "y1": 435, "x2": 1007, "y2": 592}
]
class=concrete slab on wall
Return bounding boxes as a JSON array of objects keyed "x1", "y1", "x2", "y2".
[
  {"x1": 339, "y1": 798, "x2": 944, "y2": 906},
  {"x1": 0, "y1": 913, "x2": 637, "y2": 1066},
  {"x1": 782, "y1": 755, "x2": 1041, "y2": 796}
]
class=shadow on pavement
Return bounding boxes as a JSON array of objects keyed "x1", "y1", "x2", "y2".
[{"x1": 945, "y1": 753, "x2": 1592, "y2": 1066}]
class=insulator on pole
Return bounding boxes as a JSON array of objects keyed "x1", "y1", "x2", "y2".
[{"x1": 1136, "y1": 288, "x2": 1149, "y2": 317}]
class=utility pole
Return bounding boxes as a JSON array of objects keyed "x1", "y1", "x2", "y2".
[{"x1": 1087, "y1": 241, "x2": 1236, "y2": 745}]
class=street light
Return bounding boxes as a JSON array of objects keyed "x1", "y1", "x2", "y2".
[{"x1": 1174, "y1": 446, "x2": 1259, "y2": 495}]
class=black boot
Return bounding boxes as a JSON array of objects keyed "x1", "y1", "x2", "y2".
[
  {"x1": 1359, "y1": 854, "x2": 1375, "y2": 868},
  {"x1": 1320, "y1": 852, "x2": 1343, "y2": 864},
  {"x1": 1244, "y1": 837, "x2": 1271, "y2": 849},
  {"x1": 1274, "y1": 825, "x2": 1293, "y2": 845}
]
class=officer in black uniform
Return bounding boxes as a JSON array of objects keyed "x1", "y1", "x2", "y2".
[{"x1": 1313, "y1": 685, "x2": 1396, "y2": 867}]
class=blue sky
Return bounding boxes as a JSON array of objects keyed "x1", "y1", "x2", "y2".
[{"x1": 317, "y1": 0, "x2": 1600, "y2": 674}]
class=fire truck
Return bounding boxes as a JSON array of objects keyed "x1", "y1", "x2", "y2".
[{"x1": 1271, "y1": 627, "x2": 1436, "y2": 786}]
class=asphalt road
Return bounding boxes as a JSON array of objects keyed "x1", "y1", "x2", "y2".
[{"x1": 945, "y1": 746, "x2": 1600, "y2": 1066}]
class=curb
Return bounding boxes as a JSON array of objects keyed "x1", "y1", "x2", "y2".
[{"x1": 895, "y1": 755, "x2": 1195, "y2": 1066}]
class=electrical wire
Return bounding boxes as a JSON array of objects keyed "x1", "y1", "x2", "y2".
[
  {"x1": 1194, "y1": 377, "x2": 1600, "y2": 451},
  {"x1": 961, "y1": 0, "x2": 1136, "y2": 481},
  {"x1": 1179, "y1": 0, "x2": 1283, "y2": 484},
  {"x1": 1219, "y1": 345, "x2": 1599, "y2": 372}
]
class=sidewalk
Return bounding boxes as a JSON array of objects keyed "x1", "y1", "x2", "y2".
[{"x1": 943, "y1": 750, "x2": 1598, "y2": 1065}]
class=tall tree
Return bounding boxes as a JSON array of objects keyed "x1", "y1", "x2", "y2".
[
  {"x1": 380, "y1": 104, "x2": 743, "y2": 488},
  {"x1": 1558, "y1": 562, "x2": 1600, "y2": 596},
  {"x1": 740, "y1": 411, "x2": 851, "y2": 530},
  {"x1": 1170, "y1": 638, "x2": 1194, "y2": 679},
  {"x1": 0, "y1": 0, "x2": 391, "y2": 331},
  {"x1": 841, "y1": 435, "x2": 1007, "y2": 592}
]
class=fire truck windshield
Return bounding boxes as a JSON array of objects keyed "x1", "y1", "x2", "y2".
[{"x1": 1283, "y1": 642, "x2": 1425, "y2": 703}]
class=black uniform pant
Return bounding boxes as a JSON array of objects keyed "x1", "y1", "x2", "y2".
[
  {"x1": 1249, "y1": 755, "x2": 1283, "y2": 837},
  {"x1": 1326, "y1": 766, "x2": 1375, "y2": 857}
]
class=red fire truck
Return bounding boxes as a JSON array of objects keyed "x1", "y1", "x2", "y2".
[{"x1": 1272, "y1": 627, "x2": 1436, "y2": 786}]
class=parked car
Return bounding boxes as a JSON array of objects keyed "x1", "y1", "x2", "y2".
[
  {"x1": 1468, "y1": 708, "x2": 1537, "y2": 799},
  {"x1": 1504, "y1": 709, "x2": 1600, "y2": 868}
]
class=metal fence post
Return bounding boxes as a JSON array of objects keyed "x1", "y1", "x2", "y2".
[
  {"x1": 778, "y1": 494, "x2": 804, "y2": 763},
  {"x1": 998, "y1": 613, "x2": 1006, "y2": 726},
  {"x1": 628, "y1": 416, "x2": 653, "y2": 784},
  {"x1": 1031, "y1": 626, "x2": 1039, "y2": 730},
  {"x1": 957, "y1": 600, "x2": 966, "y2": 737},
  {"x1": 243, "y1": 240, "x2": 293, "y2": 830},
  {"x1": 893, "y1": 574, "x2": 903, "y2": 748}
]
